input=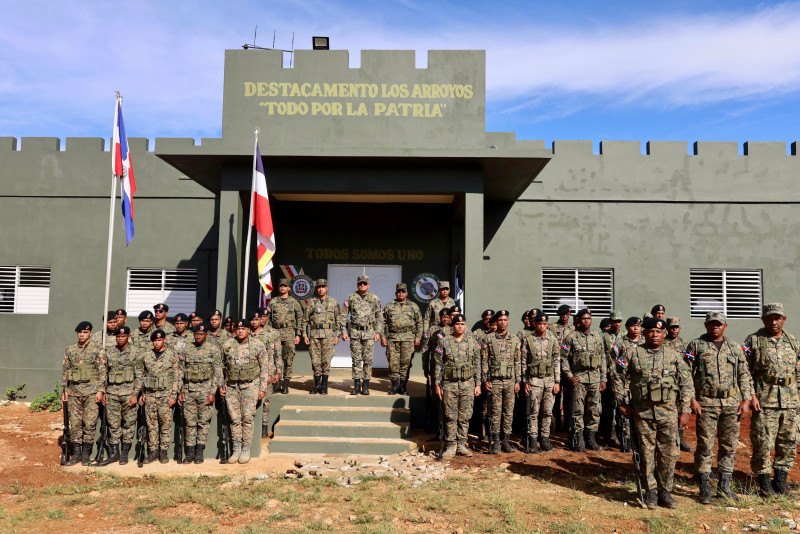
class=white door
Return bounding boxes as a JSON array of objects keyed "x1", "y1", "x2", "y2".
[{"x1": 328, "y1": 264, "x2": 402, "y2": 368}]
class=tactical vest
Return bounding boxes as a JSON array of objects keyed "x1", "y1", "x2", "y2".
[
  {"x1": 107, "y1": 363, "x2": 135, "y2": 385},
  {"x1": 144, "y1": 371, "x2": 172, "y2": 391},
  {"x1": 68, "y1": 363, "x2": 99, "y2": 384},
  {"x1": 571, "y1": 335, "x2": 602, "y2": 371},
  {"x1": 523, "y1": 332, "x2": 554, "y2": 379},
  {"x1": 693, "y1": 337, "x2": 742, "y2": 398},
  {"x1": 442, "y1": 336, "x2": 476, "y2": 381},
  {"x1": 487, "y1": 335, "x2": 516, "y2": 379},
  {"x1": 184, "y1": 363, "x2": 214, "y2": 383},
  {"x1": 629, "y1": 346, "x2": 679, "y2": 403},
  {"x1": 750, "y1": 329, "x2": 799, "y2": 386},
  {"x1": 224, "y1": 360, "x2": 260, "y2": 382}
]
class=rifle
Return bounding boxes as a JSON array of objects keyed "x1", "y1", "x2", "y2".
[
  {"x1": 615, "y1": 409, "x2": 630, "y2": 452},
  {"x1": 568, "y1": 382, "x2": 579, "y2": 451},
  {"x1": 174, "y1": 399, "x2": 185, "y2": 463},
  {"x1": 482, "y1": 388, "x2": 492, "y2": 444},
  {"x1": 628, "y1": 414, "x2": 646, "y2": 508},
  {"x1": 135, "y1": 403, "x2": 147, "y2": 468},
  {"x1": 93, "y1": 404, "x2": 111, "y2": 466},
  {"x1": 425, "y1": 376, "x2": 433, "y2": 434},
  {"x1": 218, "y1": 393, "x2": 231, "y2": 464},
  {"x1": 523, "y1": 386, "x2": 532, "y2": 451},
  {"x1": 59, "y1": 401, "x2": 71, "y2": 465}
]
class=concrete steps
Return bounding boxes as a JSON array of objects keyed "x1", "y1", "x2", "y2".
[{"x1": 269, "y1": 395, "x2": 417, "y2": 455}]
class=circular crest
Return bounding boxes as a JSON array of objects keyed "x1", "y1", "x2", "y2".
[
  {"x1": 290, "y1": 274, "x2": 314, "y2": 300},
  {"x1": 410, "y1": 272, "x2": 440, "y2": 306}
]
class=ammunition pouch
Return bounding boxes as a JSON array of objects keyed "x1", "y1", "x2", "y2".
[
  {"x1": 184, "y1": 363, "x2": 214, "y2": 383},
  {"x1": 444, "y1": 362, "x2": 474, "y2": 381},
  {"x1": 573, "y1": 350, "x2": 601, "y2": 371},
  {"x1": 225, "y1": 361, "x2": 260, "y2": 382},
  {"x1": 144, "y1": 371, "x2": 172, "y2": 391},
  {"x1": 68, "y1": 364, "x2": 99, "y2": 384},
  {"x1": 107, "y1": 365, "x2": 135, "y2": 385},
  {"x1": 700, "y1": 386, "x2": 737, "y2": 399},
  {"x1": 630, "y1": 376, "x2": 677, "y2": 403},
  {"x1": 527, "y1": 359, "x2": 553, "y2": 380},
  {"x1": 490, "y1": 361, "x2": 515, "y2": 380}
]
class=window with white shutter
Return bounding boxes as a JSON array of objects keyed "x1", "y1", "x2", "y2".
[
  {"x1": 689, "y1": 269, "x2": 762, "y2": 319},
  {"x1": 126, "y1": 268, "x2": 197, "y2": 316},
  {"x1": 0, "y1": 265, "x2": 51, "y2": 314},
  {"x1": 542, "y1": 268, "x2": 614, "y2": 316}
]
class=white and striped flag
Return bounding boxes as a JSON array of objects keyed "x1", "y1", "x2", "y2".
[{"x1": 253, "y1": 144, "x2": 275, "y2": 300}]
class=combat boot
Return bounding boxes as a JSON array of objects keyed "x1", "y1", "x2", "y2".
[
  {"x1": 540, "y1": 437, "x2": 554, "y2": 452},
  {"x1": 351, "y1": 379, "x2": 361, "y2": 396},
  {"x1": 282, "y1": 378, "x2": 289, "y2": 394},
  {"x1": 228, "y1": 442, "x2": 242, "y2": 464},
  {"x1": 490, "y1": 433, "x2": 502, "y2": 454},
  {"x1": 757, "y1": 473, "x2": 776, "y2": 497},
  {"x1": 679, "y1": 429, "x2": 693, "y2": 452},
  {"x1": 644, "y1": 489, "x2": 658, "y2": 510},
  {"x1": 717, "y1": 473, "x2": 741, "y2": 501},
  {"x1": 361, "y1": 380, "x2": 370, "y2": 395},
  {"x1": 194, "y1": 444, "x2": 205, "y2": 464},
  {"x1": 456, "y1": 441, "x2": 473, "y2": 457},
  {"x1": 773, "y1": 470, "x2": 797, "y2": 497},
  {"x1": 310, "y1": 375, "x2": 320, "y2": 394},
  {"x1": 698, "y1": 473, "x2": 712, "y2": 504},
  {"x1": 571, "y1": 431, "x2": 586, "y2": 453},
  {"x1": 65, "y1": 443, "x2": 81, "y2": 466},
  {"x1": 119, "y1": 443, "x2": 131, "y2": 465},
  {"x1": 525, "y1": 436, "x2": 540, "y2": 454},
  {"x1": 262, "y1": 424, "x2": 269, "y2": 438},
  {"x1": 182, "y1": 446, "x2": 195, "y2": 464},
  {"x1": 501, "y1": 433, "x2": 515, "y2": 453},
  {"x1": 104, "y1": 444, "x2": 120, "y2": 465},
  {"x1": 585, "y1": 431, "x2": 603, "y2": 451},
  {"x1": 388, "y1": 379, "x2": 398, "y2": 395},
  {"x1": 608, "y1": 427, "x2": 621, "y2": 447},
  {"x1": 143, "y1": 448, "x2": 158, "y2": 464},
  {"x1": 658, "y1": 489, "x2": 678, "y2": 509},
  {"x1": 398, "y1": 380, "x2": 408, "y2": 395},
  {"x1": 441, "y1": 442, "x2": 456, "y2": 459},
  {"x1": 320, "y1": 375, "x2": 329, "y2": 395},
  {"x1": 239, "y1": 444, "x2": 251, "y2": 464},
  {"x1": 81, "y1": 443, "x2": 92, "y2": 466},
  {"x1": 159, "y1": 449, "x2": 169, "y2": 464}
]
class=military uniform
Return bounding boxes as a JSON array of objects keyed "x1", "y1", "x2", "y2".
[
  {"x1": 434, "y1": 330, "x2": 480, "y2": 456},
  {"x1": 561, "y1": 325, "x2": 607, "y2": 450},
  {"x1": 341, "y1": 284, "x2": 383, "y2": 387},
  {"x1": 599, "y1": 328, "x2": 624, "y2": 444},
  {"x1": 222, "y1": 331, "x2": 272, "y2": 463},
  {"x1": 180, "y1": 331, "x2": 223, "y2": 463},
  {"x1": 481, "y1": 329, "x2": 522, "y2": 452},
  {"x1": 104, "y1": 331, "x2": 144, "y2": 464},
  {"x1": 612, "y1": 330, "x2": 694, "y2": 506},
  {"x1": 168, "y1": 329, "x2": 193, "y2": 354},
  {"x1": 208, "y1": 328, "x2": 230, "y2": 349},
  {"x1": 132, "y1": 325, "x2": 154, "y2": 351},
  {"x1": 422, "y1": 289, "x2": 454, "y2": 334},
  {"x1": 142, "y1": 339, "x2": 182, "y2": 462},
  {"x1": 550, "y1": 319, "x2": 575, "y2": 430},
  {"x1": 270, "y1": 288, "x2": 304, "y2": 389},
  {"x1": 520, "y1": 328, "x2": 561, "y2": 450},
  {"x1": 383, "y1": 290, "x2": 422, "y2": 394},
  {"x1": 303, "y1": 282, "x2": 341, "y2": 394},
  {"x1": 91, "y1": 328, "x2": 118, "y2": 351},
  {"x1": 252, "y1": 327, "x2": 281, "y2": 431}
]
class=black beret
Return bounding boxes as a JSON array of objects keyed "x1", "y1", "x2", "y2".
[
  {"x1": 449, "y1": 306, "x2": 463, "y2": 315},
  {"x1": 522, "y1": 311, "x2": 531, "y2": 320},
  {"x1": 114, "y1": 326, "x2": 131, "y2": 335},
  {"x1": 258, "y1": 307, "x2": 269, "y2": 315},
  {"x1": 557, "y1": 305, "x2": 572, "y2": 316},
  {"x1": 75, "y1": 321, "x2": 93, "y2": 332},
  {"x1": 223, "y1": 316, "x2": 233, "y2": 324},
  {"x1": 174, "y1": 313, "x2": 188, "y2": 322},
  {"x1": 188, "y1": 312, "x2": 200, "y2": 320},
  {"x1": 150, "y1": 329, "x2": 166, "y2": 341},
  {"x1": 115, "y1": 308, "x2": 127, "y2": 316},
  {"x1": 532, "y1": 311, "x2": 549, "y2": 323},
  {"x1": 599, "y1": 318, "x2": 611, "y2": 329},
  {"x1": 575, "y1": 308, "x2": 591, "y2": 319},
  {"x1": 106, "y1": 311, "x2": 117, "y2": 321},
  {"x1": 651, "y1": 304, "x2": 665, "y2": 314},
  {"x1": 210, "y1": 309, "x2": 222, "y2": 317},
  {"x1": 138, "y1": 310, "x2": 154, "y2": 320},
  {"x1": 642, "y1": 317, "x2": 666, "y2": 330},
  {"x1": 625, "y1": 317, "x2": 642, "y2": 327},
  {"x1": 451, "y1": 313, "x2": 466, "y2": 324},
  {"x1": 495, "y1": 309, "x2": 510, "y2": 318},
  {"x1": 192, "y1": 324, "x2": 208, "y2": 333},
  {"x1": 439, "y1": 308, "x2": 450, "y2": 317},
  {"x1": 529, "y1": 308, "x2": 543, "y2": 316},
  {"x1": 234, "y1": 319, "x2": 249, "y2": 328},
  {"x1": 248, "y1": 310, "x2": 260, "y2": 320},
  {"x1": 153, "y1": 303, "x2": 169, "y2": 312},
  {"x1": 481, "y1": 309, "x2": 495, "y2": 319}
]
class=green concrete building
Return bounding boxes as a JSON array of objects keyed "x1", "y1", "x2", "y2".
[{"x1": 2, "y1": 48, "x2": 799, "y2": 395}]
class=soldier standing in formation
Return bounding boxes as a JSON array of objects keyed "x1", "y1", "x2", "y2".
[
  {"x1": 250, "y1": 310, "x2": 281, "y2": 437},
  {"x1": 685, "y1": 311, "x2": 754, "y2": 503},
  {"x1": 561, "y1": 308, "x2": 606, "y2": 452},
  {"x1": 423, "y1": 281, "x2": 454, "y2": 334},
  {"x1": 614, "y1": 317, "x2": 699, "y2": 509},
  {"x1": 114, "y1": 309, "x2": 128, "y2": 329},
  {"x1": 270, "y1": 279, "x2": 304, "y2": 394},
  {"x1": 140, "y1": 330, "x2": 182, "y2": 464},
  {"x1": 382, "y1": 283, "x2": 423, "y2": 395},
  {"x1": 482, "y1": 310, "x2": 522, "y2": 454},
  {"x1": 207, "y1": 310, "x2": 228, "y2": 346},
  {"x1": 153, "y1": 303, "x2": 175, "y2": 334},
  {"x1": 132, "y1": 311, "x2": 154, "y2": 350},
  {"x1": 745, "y1": 302, "x2": 800, "y2": 496},
  {"x1": 434, "y1": 313, "x2": 481, "y2": 458},
  {"x1": 520, "y1": 311, "x2": 560, "y2": 453},
  {"x1": 221, "y1": 320, "x2": 272, "y2": 463},
  {"x1": 303, "y1": 279, "x2": 340, "y2": 395},
  {"x1": 91, "y1": 312, "x2": 118, "y2": 350},
  {"x1": 341, "y1": 275, "x2": 383, "y2": 396},
  {"x1": 179, "y1": 324, "x2": 223, "y2": 463},
  {"x1": 61, "y1": 321, "x2": 106, "y2": 466},
  {"x1": 104, "y1": 325, "x2": 143, "y2": 465},
  {"x1": 599, "y1": 311, "x2": 623, "y2": 447},
  {"x1": 169, "y1": 313, "x2": 192, "y2": 353},
  {"x1": 664, "y1": 317, "x2": 693, "y2": 452},
  {"x1": 550, "y1": 305, "x2": 574, "y2": 432}
]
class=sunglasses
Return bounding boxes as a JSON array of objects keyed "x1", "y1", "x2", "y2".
[
  {"x1": 358, "y1": 281, "x2": 368, "y2": 286},
  {"x1": 396, "y1": 289, "x2": 407, "y2": 293},
  {"x1": 154, "y1": 309, "x2": 165, "y2": 313}
]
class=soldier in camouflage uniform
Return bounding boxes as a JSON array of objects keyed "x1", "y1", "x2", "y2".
[
  {"x1": 424, "y1": 309, "x2": 452, "y2": 438},
  {"x1": 341, "y1": 275, "x2": 383, "y2": 396},
  {"x1": 103, "y1": 326, "x2": 144, "y2": 465},
  {"x1": 132, "y1": 310, "x2": 154, "y2": 351},
  {"x1": 91, "y1": 311, "x2": 118, "y2": 350},
  {"x1": 744, "y1": 302, "x2": 800, "y2": 497},
  {"x1": 140, "y1": 330, "x2": 183, "y2": 464},
  {"x1": 250, "y1": 310, "x2": 281, "y2": 437},
  {"x1": 114, "y1": 309, "x2": 128, "y2": 329},
  {"x1": 153, "y1": 303, "x2": 176, "y2": 334},
  {"x1": 224, "y1": 316, "x2": 234, "y2": 334},
  {"x1": 561, "y1": 308, "x2": 607, "y2": 452},
  {"x1": 614, "y1": 317, "x2": 698, "y2": 510},
  {"x1": 481, "y1": 310, "x2": 522, "y2": 454},
  {"x1": 179, "y1": 324, "x2": 223, "y2": 464},
  {"x1": 61, "y1": 321, "x2": 107, "y2": 466},
  {"x1": 611, "y1": 317, "x2": 644, "y2": 452},
  {"x1": 434, "y1": 313, "x2": 481, "y2": 459},
  {"x1": 270, "y1": 279, "x2": 304, "y2": 394},
  {"x1": 473, "y1": 309, "x2": 495, "y2": 442},
  {"x1": 207, "y1": 310, "x2": 229, "y2": 348},
  {"x1": 521, "y1": 311, "x2": 561, "y2": 453},
  {"x1": 302, "y1": 279, "x2": 340, "y2": 395},
  {"x1": 422, "y1": 281, "x2": 454, "y2": 335},
  {"x1": 382, "y1": 283, "x2": 422, "y2": 395},
  {"x1": 168, "y1": 313, "x2": 192, "y2": 354},
  {"x1": 599, "y1": 311, "x2": 624, "y2": 447},
  {"x1": 651, "y1": 304, "x2": 666, "y2": 322},
  {"x1": 664, "y1": 317, "x2": 694, "y2": 453},
  {"x1": 550, "y1": 304, "x2": 574, "y2": 432},
  {"x1": 685, "y1": 311, "x2": 755, "y2": 503},
  {"x1": 188, "y1": 312, "x2": 204, "y2": 331},
  {"x1": 221, "y1": 320, "x2": 272, "y2": 463},
  {"x1": 473, "y1": 310, "x2": 495, "y2": 347}
]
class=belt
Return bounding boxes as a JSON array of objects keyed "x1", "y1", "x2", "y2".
[
  {"x1": 272, "y1": 321, "x2": 293, "y2": 329},
  {"x1": 758, "y1": 373, "x2": 796, "y2": 386},
  {"x1": 700, "y1": 387, "x2": 736, "y2": 399},
  {"x1": 350, "y1": 324, "x2": 373, "y2": 331},
  {"x1": 389, "y1": 326, "x2": 413, "y2": 334},
  {"x1": 311, "y1": 323, "x2": 334, "y2": 330}
]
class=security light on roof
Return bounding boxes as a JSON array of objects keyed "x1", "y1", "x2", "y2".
[{"x1": 312, "y1": 36, "x2": 330, "y2": 50}]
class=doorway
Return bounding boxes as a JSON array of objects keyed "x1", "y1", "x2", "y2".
[{"x1": 327, "y1": 264, "x2": 402, "y2": 368}]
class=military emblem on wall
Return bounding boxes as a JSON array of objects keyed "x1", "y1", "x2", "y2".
[
  {"x1": 289, "y1": 275, "x2": 314, "y2": 300},
  {"x1": 410, "y1": 272, "x2": 440, "y2": 306}
]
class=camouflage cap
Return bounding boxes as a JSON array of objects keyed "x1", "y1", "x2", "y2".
[
  {"x1": 439, "y1": 281, "x2": 450, "y2": 289},
  {"x1": 114, "y1": 326, "x2": 131, "y2": 335},
  {"x1": 279, "y1": 278, "x2": 291, "y2": 286},
  {"x1": 762, "y1": 302, "x2": 785, "y2": 317},
  {"x1": 396, "y1": 283, "x2": 408, "y2": 291},
  {"x1": 609, "y1": 311, "x2": 623, "y2": 321},
  {"x1": 357, "y1": 275, "x2": 369, "y2": 282},
  {"x1": 75, "y1": 321, "x2": 93, "y2": 332},
  {"x1": 643, "y1": 312, "x2": 654, "y2": 320},
  {"x1": 315, "y1": 279, "x2": 327, "y2": 287},
  {"x1": 705, "y1": 311, "x2": 727, "y2": 324},
  {"x1": 666, "y1": 317, "x2": 680, "y2": 326}
]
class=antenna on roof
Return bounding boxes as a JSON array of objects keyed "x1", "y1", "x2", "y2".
[{"x1": 242, "y1": 27, "x2": 296, "y2": 67}]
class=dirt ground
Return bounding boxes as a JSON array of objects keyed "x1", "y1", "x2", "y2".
[{"x1": 1, "y1": 402, "x2": 800, "y2": 533}]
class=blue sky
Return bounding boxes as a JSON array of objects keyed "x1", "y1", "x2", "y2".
[{"x1": 2, "y1": 0, "x2": 799, "y2": 151}]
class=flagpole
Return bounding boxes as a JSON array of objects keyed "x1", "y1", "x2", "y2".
[
  {"x1": 102, "y1": 93, "x2": 121, "y2": 349},
  {"x1": 241, "y1": 128, "x2": 259, "y2": 318}
]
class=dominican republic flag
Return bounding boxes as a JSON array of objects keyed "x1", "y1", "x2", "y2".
[
  {"x1": 253, "y1": 143, "x2": 276, "y2": 300},
  {"x1": 454, "y1": 254, "x2": 464, "y2": 310},
  {"x1": 112, "y1": 99, "x2": 136, "y2": 244}
]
